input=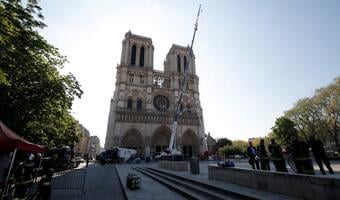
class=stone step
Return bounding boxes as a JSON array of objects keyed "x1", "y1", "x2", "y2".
[
  {"x1": 145, "y1": 167, "x2": 256, "y2": 200},
  {"x1": 132, "y1": 167, "x2": 204, "y2": 199},
  {"x1": 134, "y1": 167, "x2": 256, "y2": 200}
]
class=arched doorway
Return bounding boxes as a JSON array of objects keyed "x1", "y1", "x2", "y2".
[
  {"x1": 120, "y1": 129, "x2": 144, "y2": 155},
  {"x1": 182, "y1": 129, "x2": 199, "y2": 157},
  {"x1": 151, "y1": 126, "x2": 171, "y2": 155}
]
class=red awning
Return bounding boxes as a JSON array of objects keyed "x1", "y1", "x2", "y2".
[{"x1": 0, "y1": 121, "x2": 44, "y2": 153}]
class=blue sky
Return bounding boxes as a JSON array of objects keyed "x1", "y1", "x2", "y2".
[{"x1": 39, "y1": 1, "x2": 340, "y2": 146}]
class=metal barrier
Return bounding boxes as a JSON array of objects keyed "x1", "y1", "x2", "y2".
[{"x1": 51, "y1": 169, "x2": 86, "y2": 193}]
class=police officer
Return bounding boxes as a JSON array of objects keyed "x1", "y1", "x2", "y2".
[
  {"x1": 291, "y1": 136, "x2": 315, "y2": 175},
  {"x1": 257, "y1": 139, "x2": 270, "y2": 171},
  {"x1": 268, "y1": 139, "x2": 288, "y2": 172},
  {"x1": 309, "y1": 135, "x2": 334, "y2": 175}
]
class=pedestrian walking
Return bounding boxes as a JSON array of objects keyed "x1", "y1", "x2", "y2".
[
  {"x1": 257, "y1": 139, "x2": 270, "y2": 171},
  {"x1": 247, "y1": 141, "x2": 260, "y2": 170},
  {"x1": 268, "y1": 139, "x2": 287, "y2": 172},
  {"x1": 86, "y1": 154, "x2": 89, "y2": 167},
  {"x1": 308, "y1": 135, "x2": 334, "y2": 175}
]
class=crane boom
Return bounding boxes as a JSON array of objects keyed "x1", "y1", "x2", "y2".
[{"x1": 167, "y1": 5, "x2": 203, "y2": 155}]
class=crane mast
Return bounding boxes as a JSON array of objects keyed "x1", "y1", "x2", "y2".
[{"x1": 167, "y1": 5, "x2": 203, "y2": 156}]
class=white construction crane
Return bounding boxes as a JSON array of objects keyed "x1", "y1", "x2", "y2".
[{"x1": 163, "y1": 5, "x2": 206, "y2": 158}]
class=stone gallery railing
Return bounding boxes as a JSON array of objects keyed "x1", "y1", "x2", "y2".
[
  {"x1": 152, "y1": 71, "x2": 171, "y2": 89},
  {"x1": 116, "y1": 110, "x2": 200, "y2": 125}
]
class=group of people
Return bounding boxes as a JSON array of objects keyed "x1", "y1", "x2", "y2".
[
  {"x1": 247, "y1": 135, "x2": 334, "y2": 175},
  {"x1": 1, "y1": 152, "x2": 57, "y2": 200}
]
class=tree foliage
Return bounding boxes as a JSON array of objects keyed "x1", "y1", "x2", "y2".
[
  {"x1": 214, "y1": 138, "x2": 232, "y2": 151},
  {"x1": 272, "y1": 117, "x2": 298, "y2": 146},
  {"x1": 273, "y1": 77, "x2": 340, "y2": 149},
  {"x1": 251, "y1": 133, "x2": 275, "y2": 147},
  {"x1": 0, "y1": 0, "x2": 83, "y2": 148},
  {"x1": 314, "y1": 78, "x2": 340, "y2": 147},
  {"x1": 219, "y1": 140, "x2": 248, "y2": 156}
]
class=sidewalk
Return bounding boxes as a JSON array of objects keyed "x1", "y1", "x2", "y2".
[{"x1": 51, "y1": 162, "x2": 125, "y2": 200}]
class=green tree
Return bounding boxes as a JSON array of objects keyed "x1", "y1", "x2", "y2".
[
  {"x1": 251, "y1": 133, "x2": 274, "y2": 147},
  {"x1": 272, "y1": 116, "x2": 298, "y2": 146},
  {"x1": 285, "y1": 97, "x2": 325, "y2": 141},
  {"x1": 214, "y1": 138, "x2": 232, "y2": 151},
  {"x1": 219, "y1": 145, "x2": 243, "y2": 157},
  {"x1": 0, "y1": 0, "x2": 82, "y2": 148},
  {"x1": 219, "y1": 140, "x2": 248, "y2": 157},
  {"x1": 314, "y1": 77, "x2": 340, "y2": 148}
]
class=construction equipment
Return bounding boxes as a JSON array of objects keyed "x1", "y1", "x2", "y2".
[{"x1": 162, "y1": 5, "x2": 207, "y2": 160}]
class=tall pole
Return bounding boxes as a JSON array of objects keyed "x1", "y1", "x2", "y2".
[
  {"x1": 169, "y1": 5, "x2": 202, "y2": 153},
  {"x1": 1, "y1": 148, "x2": 17, "y2": 200}
]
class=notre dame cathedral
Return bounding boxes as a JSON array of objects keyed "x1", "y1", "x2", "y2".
[{"x1": 104, "y1": 31, "x2": 207, "y2": 157}]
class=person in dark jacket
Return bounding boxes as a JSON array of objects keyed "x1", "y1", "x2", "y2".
[
  {"x1": 247, "y1": 141, "x2": 260, "y2": 169},
  {"x1": 268, "y1": 139, "x2": 287, "y2": 172},
  {"x1": 257, "y1": 139, "x2": 270, "y2": 171},
  {"x1": 308, "y1": 135, "x2": 334, "y2": 175},
  {"x1": 291, "y1": 137, "x2": 315, "y2": 175}
]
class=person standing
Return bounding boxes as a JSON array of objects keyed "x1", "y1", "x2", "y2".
[
  {"x1": 268, "y1": 139, "x2": 288, "y2": 172},
  {"x1": 291, "y1": 136, "x2": 315, "y2": 175},
  {"x1": 86, "y1": 154, "x2": 89, "y2": 167},
  {"x1": 308, "y1": 135, "x2": 334, "y2": 175},
  {"x1": 257, "y1": 139, "x2": 270, "y2": 171},
  {"x1": 247, "y1": 141, "x2": 260, "y2": 170},
  {"x1": 13, "y1": 155, "x2": 35, "y2": 199}
]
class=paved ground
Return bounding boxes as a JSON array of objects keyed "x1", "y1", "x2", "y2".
[
  {"x1": 116, "y1": 163, "x2": 186, "y2": 200},
  {"x1": 51, "y1": 162, "x2": 125, "y2": 200},
  {"x1": 48, "y1": 160, "x2": 340, "y2": 200},
  {"x1": 117, "y1": 162, "x2": 297, "y2": 200},
  {"x1": 115, "y1": 159, "x2": 340, "y2": 200}
]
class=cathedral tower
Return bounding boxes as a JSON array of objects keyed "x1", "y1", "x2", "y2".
[{"x1": 105, "y1": 31, "x2": 207, "y2": 157}]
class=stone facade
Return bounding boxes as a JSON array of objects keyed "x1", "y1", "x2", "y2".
[
  {"x1": 105, "y1": 31, "x2": 207, "y2": 157},
  {"x1": 89, "y1": 136, "x2": 101, "y2": 159},
  {"x1": 206, "y1": 132, "x2": 216, "y2": 154},
  {"x1": 74, "y1": 125, "x2": 90, "y2": 157}
]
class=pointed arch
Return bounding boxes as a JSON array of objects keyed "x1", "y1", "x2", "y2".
[
  {"x1": 137, "y1": 99, "x2": 142, "y2": 111},
  {"x1": 151, "y1": 125, "x2": 172, "y2": 154},
  {"x1": 130, "y1": 45, "x2": 137, "y2": 66},
  {"x1": 182, "y1": 129, "x2": 199, "y2": 157},
  {"x1": 177, "y1": 55, "x2": 181, "y2": 73},
  {"x1": 184, "y1": 56, "x2": 188, "y2": 72},
  {"x1": 120, "y1": 128, "x2": 144, "y2": 155},
  {"x1": 127, "y1": 98, "x2": 133, "y2": 110},
  {"x1": 139, "y1": 46, "x2": 145, "y2": 67}
]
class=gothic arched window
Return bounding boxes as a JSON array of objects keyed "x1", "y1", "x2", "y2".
[
  {"x1": 184, "y1": 56, "x2": 188, "y2": 72},
  {"x1": 137, "y1": 99, "x2": 142, "y2": 111},
  {"x1": 127, "y1": 99, "x2": 133, "y2": 110},
  {"x1": 139, "y1": 47, "x2": 145, "y2": 67},
  {"x1": 177, "y1": 55, "x2": 181, "y2": 73},
  {"x1": 179, "y1": 103, "x2": 184, "y2": 112},
  {"x1": 130, "y1": 45, "x2": 137, "y2": 66}
]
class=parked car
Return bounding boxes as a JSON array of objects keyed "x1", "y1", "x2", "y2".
[
  {"x1": 153, "y1": 153, "x2": 162, "y2": 161},
  {"x1": 72, "y1": 157, "x2": 85, "y2": 168},
  {"x1": 326, "y1": 151, "x2": 339, "y2": 157}
]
